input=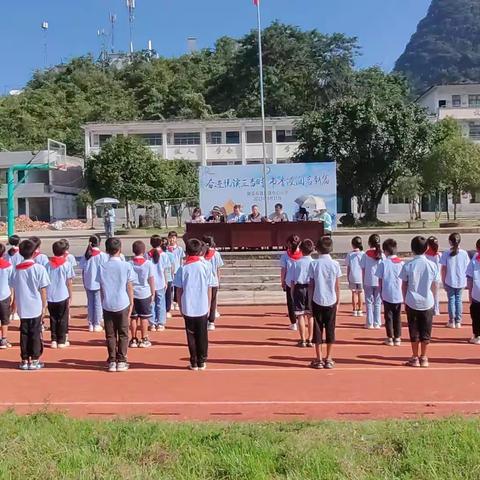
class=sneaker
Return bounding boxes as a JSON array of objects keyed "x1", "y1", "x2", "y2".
[
  {"x1": 215, "y1": 311, "x2": 221, "y2": 319},
  {"x1": 374, "y1": 325, "x2": 382, "y2": 329},
  {"x1": 0, "y1": 338, "x2": 11, "y2": 349},
  {"x1": 469, "y1": 336, "x2": 480, "y2": 345},
  {"x1": 207, "y1": 322, "x2": 215, "y2": 331},
  {"x1": 19, "y1": 361, "x2": 29, "y2": 371},
  {"x1": 157, "y1": 325, "x2": 165, "y2": 331},
  {"x1": 419, "y1": 356, "x2": 429, "y2": 368},
  {"x1": 288, "y1": 323, "x2": 298, "y2": 331},
  {"x1": 357, "y1": 311, "x2": 364, "y2": 317},
  {"x1": 198, "y1": 363, "x2": 207, "y2": 370},
  {"x1": 94, "y1": 325, "x2": 103, "y2": 332},
  {"x1": 352, "y1": 310, "x2": 358, "y2": 317},
  {"x1": 297, "y1": 340, "x2": 307, "y2": 348},
  {"x1": 324, "y1": 359, "x2": 335, "y2": 369},
  {"x1": 306, "y1": 340, "x2": 313, "y2": 348},
  {"x1": 455, "y1": 323, "x2": 462, "y2": 329},
  {"x1": 29, "y1": 360, "x2": 44, "y2": 370},
  {"x1": 88, "y1": 324, "x2": 94, "y2": 332},
  {"x1": 148, "y1": 325, "x2": 156, "y2": 332},
  {"x1": 107, "y1": 362, "x2": 117, "y2": 372},
  {"x1": 57, "y1": 342, "x2": 69, "y2": 349},
  {"x1": 405, "y1": 356, "x2": 420, "y2": 368},
  {"x1": 394, "y1": 338, "x2": 402, "y2": 346},
  {"x1": 51, "y1": 341, "x2": 58, "y2": 349},
  {"x1": 446, "y1": 321, "x2": 455, "y2": 328},
  {"x1": 384, "y1": 338, "x2": 394, "y2": 346},
  {"x1": 310, "y1": 359, "x2": 324, "y2": 369},
  {"x1": 129, "y1": 338, "x2": 139, "y2": 348},
  {"x1": 166, "y1": 312, "x2": 172, "y2": 319},
  {"x1": 188, "y1": 364, "x2": 198, "y2": 371},
  {"x1": 116, "y1": 362, "x2": 129, "y2": 372},
  {"x1": 367, "y1": 325, "x2": 375, "y2": 330},
  {"x1": 139, "y1": 338, "x2": 152, "y2": 348}
]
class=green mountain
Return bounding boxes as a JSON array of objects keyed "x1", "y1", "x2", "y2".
[{"x1": 395, "y1": 0, "x2": 480, "y2": 93}]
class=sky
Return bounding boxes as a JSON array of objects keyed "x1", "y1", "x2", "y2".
[{"x1": 0, "y1": 0, "x2": 431, "y2": 93}]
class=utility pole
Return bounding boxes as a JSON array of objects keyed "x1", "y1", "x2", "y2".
[
  {"x1": 41, "y1": 21, "x2": 49, "y2": 67},
  {"x1": 127, "y1": 0, "x2": 136, "y2": 55},
  {"x1": 110, "y1": 13, "x2": 117, "y2": 53}
]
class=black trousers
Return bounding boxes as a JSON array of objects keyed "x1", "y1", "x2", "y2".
[
  {"x1": 208, "y1": 287, "x2": 218, "y2": 323},
  {"x1": 383, "y1": 301, "x2": 402, "y2": 339},
  {"x1": 471, "y1": 301, "x2": 480, "y2": 337},
  {"x1": 103, "y1": 308, "x2": 129, "y2": 363},
  {"x1": 165, "y1": 281, "x2": 173, "y2": 312},
  {"x1": 285, "y1": 285, "x2": 296, "y2": 324},
  {"x1": 312, "y1": 302, "x2": 336, "y2": 345},
  {"x1": 48, "y1": 299, "x2": 69, "y2": 344},
  {"x1": 406, "y1": 306, "x2": 433, "y2": 343},
  {"x1": 20, "y1": 316, "x2": 43, "y2": 361},
  {"x1": 184, "y1": 314, "x2": 208, "y2": 366}
]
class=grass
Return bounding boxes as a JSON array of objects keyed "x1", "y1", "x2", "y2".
[{"x1": 1, "y1": 412, "x2": 480, "y2": 479}]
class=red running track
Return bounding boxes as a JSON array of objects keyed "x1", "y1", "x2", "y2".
[{"x1": 1, "y1": 305, "x2": 480, "y2": 420}]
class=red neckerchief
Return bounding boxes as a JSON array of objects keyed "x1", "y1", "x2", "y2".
[
  {"x1": 49, "y1": 256, "x2": 67, "y2": 268},
  {"x1": 476, "y1": 252, "x2": 480, "y2": 262},
  {"x1": 167, "y1": 245, "x2": 177, "y2": 253},
  {"x1": 16, "y1": 260, "x2": 35, "y2": 270},
  {"x1": 425, "y1": 247, "x2": 438, "y2": 257},
  {"x1": 204, "y1": 248, "x2": 215, "y2": 261},
  {"x1": 0, "y1": 259, "x2": 11, "y2": 270},
  {"x1": 133, "y1": 256, "x2": 146, "y2": 266},
  {"x1": 185, "y1": 256, "x2": 201, "y2": 265},
  {"x1": 148, "y1": 247, "x2": 161, "y2": 258},
  {"x1": 9, "y1": 247, "x2": 19, "y2": 254},
  {"x1": 287, "y1": 250, "x2": 302, "y2": 261},
  {"x1": 32, "y1": 249, "x2": 40, "y2": 259},
  {"x1": 91, "y1": 248, "x2": 101, "y2": 257},
  {"x1": 366, "y1": 249, "x2": 380, "y2": 260},
  {"x1": 390, "y1": 256, "x2": 403, "y2": 264}
]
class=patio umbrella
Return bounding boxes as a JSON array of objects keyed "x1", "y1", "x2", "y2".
[
  {"x1": 94, "y1": 197, "x2": 120, "y2": 206},
  {"x1": 294, "y1": 195, "x2": 326, "y2": 211}
]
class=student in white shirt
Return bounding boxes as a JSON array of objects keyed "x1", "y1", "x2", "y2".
[
  {"x1": 149, "y1": 239, "x2": 170, "y2": 331},
  {"x1": 5, "y1": 235, "x2": 22, "y2": 267},
  {"x1": 0, "y1": 244, "x2": 14, "y2": 349},
  {"x1": 80, "y1": 235, "x2": 108, "y2": 332},
  {"x1": 440, "y1": 232, "x2": 470, "y2": 328},
  {"x1": 11, "y1": 239, "x2": 50, "y2": 370},
  {"x1": 400, "y1": 236, "x2": 440, "y2": 368},
  {"x1": 308, "y1": 236, "x2": 342, "y2": 370},
  {"x1": 28, "y1": 236, "x2": 49, "y2": 267},
  {"x1": 168, "y1": 231, "x2": 185, "y2": 311},
  {"x1": 160, "y1": 237, "x2": 176, "y2": 319},
  {"x1": 360, "y1": 234, "x2": 385, "y2": 329},
  {"x1": 202, "y1": 235, "x2": 224, "y2": 331},
  {"x1": 129, "y1": 240, "x2": 155, "y2": 349},
  {"x1": 45, "y1": 241, "x2": 75, "y2": 349},
  {"x1": 376, "y1": 239, "x2": 404, "y2": 346},
  {"x1": 425, "y1": 236, "x2": 441, "y2": 316},
  {"x1": 345, "y1": 236, "x2": 365, "y2": 317},
  {"x1": 466, "y1": 238, "x2": 480, "y2": 344},
  {"x1": 97, "y1": 238, "x2": 135, "y2": 373},
  {"x1": 60, "y1": 238, "x2": 77, "y2": 268},
  {"x1": 174, "y1": 238, "x2": 215, "y2": 371},
  {"x1": 280, "y1": 234, "x2": 302, "y2": 331},
  {"x1": 291, "y1": 239, "x2": 315, "y2": 347}
]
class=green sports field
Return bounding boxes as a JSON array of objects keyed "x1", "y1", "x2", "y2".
[{"x1": 1, "y1": 412, "x2": 479, "y2": 479}]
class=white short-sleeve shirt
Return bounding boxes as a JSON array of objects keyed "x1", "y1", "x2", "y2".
[
  {"x1": 169, "y1": 245, "x2": 185, "y2": 273},
  {"x1": 291, "y1": 256, "x2": 313, "y2": 285},
  {"x1": 376, "y1": 256, "x2": 404, "y2": 304},
  {"x1": 33, "y1": 252, "x2": 49, "y2": 267},
  {"x1": 79, "y1": 250, "x2": 108, "y2": 291},
  {"x1": 360, "y1": 251, "x2": 386, "y2": 287},
  {"x1": 173, "y1": 259, "x2": 214, "y2": 317},
  {"x1": 0, "y1": 261, "x2": 13, "y2": 301},
  {"x1": 5, "y1": 249, "x2": 23, "y2": 268},
  {"x1": 129, "y1": 257, "x2": 155, "y2": 299},
  {"x1": 345, "y1": 250, "x2": 365, "y2": 284},
  {"x1": 467, "y1": 255, "x2": 480, "y2": 302},
  {"x1": 97, "y1": 257, "x2": 136, "y2": 312},
  {"x1": 400, "y1": 255, "x2": 440, "y2": 311},
  {"x1": 151, "y1": 253, "x2": 170, "y2": 291},
  {"x1": 308, "y1": 254, "x2": 342, "y2": 307},
  {"x1": 204, "y1": 250, "x2": 224, "y2": 287},
  {"x1": 46, "y1": 259, "x2": 75, "y2": 303},
  {"x1": 11, "y1": 261, "x2": 50, "y2": 318},
  {"x1": 440, "y1": 249, "x2": 470, "y2": 289},
  {"x1": 65, "y1": 253, "x2": 77, "y2": 268}
]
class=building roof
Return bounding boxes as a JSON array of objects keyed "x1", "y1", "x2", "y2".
[{"x1": 416, "y1": 82, "x2": 480, "y2": 102}]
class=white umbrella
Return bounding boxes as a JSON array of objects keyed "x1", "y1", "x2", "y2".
[
  {"x1": 94, "y1": 197, "x2": 120, "y2": 206},
  {"x1": 295, "y1": 195, "x2": 326, "y2": 211}
]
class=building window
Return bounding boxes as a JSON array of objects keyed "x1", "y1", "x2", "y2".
[
  {"x1": 206, "y1": 131, "x2": 222, "y2": 144},
  {"x1": 99, "y1": 134, "x2": 112, "y2": 146},
  {"x1": 389, "y1": 194, "x2": 410, "y2": 205},
  {"x1": 438, "y1": 100, "x2": 447, "y2": 108},
  {"x1": 452, "y1": 95, "x2": 461, "y2": 107},
  {"x1": 469, "y1": 95, "x2": 480, "y2": 107},
  {"x1": 246, "y1": 130, "x2": 272, "y2": 143},
  {"x1": 133, "y1": 133, "x2": 162, "y2": 146},
  {"x1": 226, "y1": 131, "x2": 240, "y2": 144},
  {"x1": 17, "y1": 198, "x2": 26, "y2": 216},
  {"x1": 173, "y1": 132, "x2": 201, "y2": 145},
  {"x1": 469, "y1": 123, "x2": 480, "y2": 140},
  {"x1": 276, "y1": 129, "x2": 297, "y2": 143}
]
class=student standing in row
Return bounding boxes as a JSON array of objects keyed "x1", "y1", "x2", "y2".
[
  {"x1": 11, "y1": 239, "x2": 50, "y2": 370},
  {"x1": 29, "y1": 236, "x2": 49, "y2": 267},
  {"x1": 440, "y1": 233, "x2": 470, "y2": 328},
  {"x1": 97, "y1": 238, "x2": 135, "y2": 373},
  {"x1": 79, "y1": 235, "x2": 108, "y2": 332},
  {"x1": 5, "y1": 235, "x2": 22, "y2": 267},
  {"x1": 168, "y1": 231, "x2": 185, "y2": 311},
  {"x1": 308, "y1": 236, "x2": 342, "y2": 369},
  {"x1": 129, "y1": 241, "x2": 155, "y2": 348},
  {"x1": 291, "y1": 239, "x2": 314, "y2": 347},
  {"x1": 0, "y1": 244, "x2": 13, "y2": 349},
  {"x1": 174, "y1": 238, "x2": 215, "y2": 370},
  {"x1": 160, "y1": 238, "x2": 175, "y2": 319},
  {"x1": 280, "y1": 235, "x2": 302, "y2": 331},
  {"x1": 376, "y1": 239, "x2": 404, "y2": 346},
  {"x1": 425, "y1": 236, "x2": 441, "y2": 316},
  {"x1": 400, "y1": 236, "x2": 439, "y2": 368},
  {"x1": 345, "y1": 236, "x2": 364, "y2": 317},
  {"x1": 149, "y1": 239, "x2": 169, "y2": 331},
  {"x1": 202, "y1": 235, "x2": 224, "y2": 331},
  {"x1": 45, "y1": 241, "x2": 75, "y2": 349},
  {"x1": 361, "y1": 234, "x2": 385, "y2": 329},
  {"x1": 467, "y1": 239, "x2": 480, "y2": 345}
]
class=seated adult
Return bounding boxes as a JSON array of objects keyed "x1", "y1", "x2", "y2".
[
  {"x1": 206, "y1": 206, "x2": 225, "y2": 223},
  {"x1": 189, "y1": 207, "x2": 206, "y2": 223},
  {"x1": 227, "y1": 204, "x2": 247, "y2": 223},
  {"x1": 247, "y1": 204, "x2": 263, "y2": 223},
  {"x1": 294, "y1": 207, "x2": 309, "y2": 222},
  {"x1": 268, "y1": 203, "x2": 289, "y2": 222}
]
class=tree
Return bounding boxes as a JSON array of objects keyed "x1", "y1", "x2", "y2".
[
  {"x1": 390, "y1": 176, "x2": 423, "y2": 220},
  {"x1": 86, "y1": 136, "x2": 163, "y2": 227},
  {"x1": 423, "y1": 117, "x2": 480, "y2": 220},
  {"x1": 295, "y1": 69, "x2": 432, "y2": 221}
]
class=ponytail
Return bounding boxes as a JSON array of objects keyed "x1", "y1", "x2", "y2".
[
  {"x1": 449, "y1": 232, "x2": 461, "y2": 257},
  {"x1": 287, "y1": 234, "x2": 301, "y2": 253},
  {"x1": 427, "y1": 236, "x2": 439, "y2": 254},
  {"x1": 368, "y1": 234, "x2": 382, "y2": 260},
  {"x1": 152, "y1": 248, "x2": 160, "y2": 264},
  {"x1": 150, "y1": 235, "x2": 162, "y2": 264},
  {"x1": 84, "y1": 234, "x2": 101, "y2": 260}
]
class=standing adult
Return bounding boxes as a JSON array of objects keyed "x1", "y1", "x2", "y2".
[
  {"x1": 103, "y1": 206, "x2": 116, "y2": 239},
  {"x1": 316, "y1": 208, "x2": 333, "y2": 234}
]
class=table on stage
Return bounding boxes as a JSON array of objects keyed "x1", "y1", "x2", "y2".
[{"x1": 184, "y1": 222, "x2": 325, "y2": 250}]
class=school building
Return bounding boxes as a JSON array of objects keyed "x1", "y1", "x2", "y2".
[{"x1": 0, "y1": 151, "x2": 84, "y2": 222}]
